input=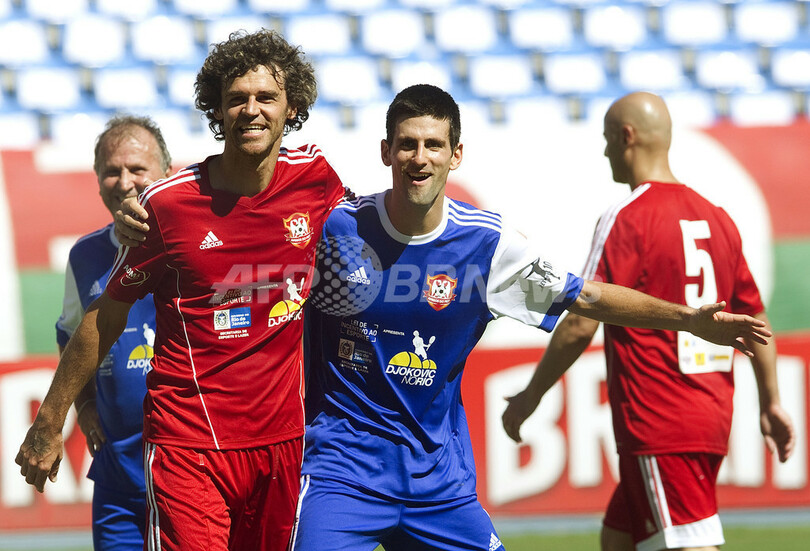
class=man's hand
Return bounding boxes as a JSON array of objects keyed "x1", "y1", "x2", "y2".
[
  {"x1": 114, "y1": 196, "x2": 150, "y2": 247},
  {"x1": 690, "y1": 302, "x2": 771, "y2": 357},
  {"x1": 15, "y1": 423, "x2": 64, "y2": 492},
  {"x1": 502, "y1": 390, "x2": 541, "y2": 443},
  {"x1": 75, "y1": 399, "x2": 106, "y2": 456},
  {"x1": 761, "y1": 403, "x2": 795, "y2": 463}
]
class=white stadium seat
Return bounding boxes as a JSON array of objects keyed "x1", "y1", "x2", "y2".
[
  {"x1": 172, "y1": 0, "x2": 239, "y2": 19},
  {"x1": 619, "y1": 50, "x2": 687, "y2": 92},
  {"x1": 583, "y1": 4, "x2": 648, "y2": 51},
  {"x1": 434, "y1": 5, "x2": 498, "y2": 54},
  {"x1": 662, "y1": 90, "x2": 717, "y2": 128},
  {"x1": 50, "y1": 111, "x2": 109, "y2": 149},
  {"x1": 0, "y1": 19, "x2": 50, "y2": 67},
  {"x1": 734, "y1": 2, "x2": 800, "y2": 46},
  {"x1": 468, "y1": 55, "x2": 536, "y2": 98},
  {"x1": 131, "y1": 16, "x2": 199, "y2": 65},
  {"x1": 771, "y1": 49, "x2": 810, "y2": 89},
  {"x1": 694, "y1": 49, "x2": 764, "y2": 91},
  {"x1": 26, "y1": 0, "x2": 88, "y2": 24},
  {"x1": 96, "y1": 0, "x2": 158, "y2": 21},
  {"x1": 62, "y1": 14, "x2": 127, "y2": 68},
  {"x1": 0, "y1": 112, "x2": 41, "y2": 148},
  {"x1": 509, "y1": 7, "x2": 574, "y2": 52},
  {"x1": 285, "y1": 14, "x2": 353, "y2": 56},
  {"x1": 661, "y1": 1, "x2": 728, "y2": 46},
  {"x1": 247, "y1": 0, "x2": 311, "y2": 14},
  {"x1": 16, "y1": 67, "x2": 83, "y2": 111},
  {"x1": 360, "y1": 10, "x2": 426, "y2": 59},
  {"x1": 166, "y1": 67, "x2": 199, "y2": 107},
  {"x1": 325, "y1": 0, "x2": 387, "y2": 12},
  {"x1": 544, "y1": 53, "x2": 607, "y2": 95},
  {"x1": 93, "y1": 66, "x2": 161, "y2": 109},
  {"x1": 505, "y1": 96, "x2": 570, "y2": 127},
  {"x1": 390, "y1": 59, "x2": 454, "y2": 94},
  {"x1": 205, "y1": 16, "x2": 271, "y2": 47},
  {"x1": 728, "y1": 91, "x2": 797, "y2": 127},
  {"x1": 315, "y1": 57, "x2": 382, "y2": 104}
]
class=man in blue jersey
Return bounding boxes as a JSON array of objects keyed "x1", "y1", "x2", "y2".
[
  {"x1": 56, "y1": 115, "x2": 171, "y2": 550},
  {"x1": 289, "y1": 84, "x2": 771, "y2": 551}
]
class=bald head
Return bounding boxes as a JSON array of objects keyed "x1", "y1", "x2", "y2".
[{"x1": 603, "y1": 92, "x2": 677, "y2": 188}]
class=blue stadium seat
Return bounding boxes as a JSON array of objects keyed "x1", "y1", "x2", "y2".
[
  {"x1": 0, "y1": 18, "x2": 50, "y2": 67},
  {"x1": 62, "y1": 14, "x2": 127, "y2": 68},
  {"x1": 172, "y1": 0, "x2": 239, "y2": 19},
  {"x1": 508, "y1": 6, "x2": 575, "y2": 52},
  {"x1": 360, "y1": 9, "x2": 427, "y2": 59}
]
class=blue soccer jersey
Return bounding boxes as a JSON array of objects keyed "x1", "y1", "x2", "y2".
[
  {"x1": 302, "y1": 192, "x2": 583, "y2": 501},
  {"x1": 56, "y1": 223, "x2": 154, "y2": 495}
]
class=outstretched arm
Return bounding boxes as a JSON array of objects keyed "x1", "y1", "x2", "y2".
[
  {"x1": 502, "y1": 313, "x2": 599, "y2": 442},
  {"x1": 568, "y1": 281, "x2": 771, "y2": 356},
  {"x1": 16, "y1": 293, "x2": 131, "y2": 492},
  {"x1": 747, "y1": 311, "x2": 795, "y2": 462}
]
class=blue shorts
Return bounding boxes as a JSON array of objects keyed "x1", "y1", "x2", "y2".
[
  {"x1": 92, "y1": 485, "x2": 146, "y2": 551},
  {"x1": 291, "y1": 475, "x2": 505, "y2": 551}
]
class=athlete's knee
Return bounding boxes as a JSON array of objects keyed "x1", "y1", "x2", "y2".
[{"x1": 600, "y1": 525, "x2": 634, "y2": 551}]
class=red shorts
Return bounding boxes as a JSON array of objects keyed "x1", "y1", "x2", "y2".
[
  {"x1": 603, "y1": 453, "x2": 725, "y2": 551},
  {"x1": 144, "y1": 439, "x2": 303, "y2": 551}
]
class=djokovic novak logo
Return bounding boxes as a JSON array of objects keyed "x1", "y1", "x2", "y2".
[
  {"x1": 385, "y1": 330, "x2": 438, "y2": 387},
  {"x1": 268, "y1": 277, "x2": 307, "y2": 327}
]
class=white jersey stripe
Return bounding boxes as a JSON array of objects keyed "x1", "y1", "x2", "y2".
[
  {"x1": 288, "y1": 474, "x2": 311, "y2": 551},
  {"x1": 145, "y1": 443, "x2": 161, "y2": 551},
  {"x1": 448, "y1": 199, "x2": 501, "y2": 223},
  {"x1": 582, "y1": 183, "x2": 651, "y2": 279},
  {"x1": 640, "y1": 455, "x2": 673, "y2": 532},
  {"x1": 141, "y1": 167, "x2": 199, "y2": 204},
  {"x1": 448, "y1": 213, "x2": 502, "y2": 233},
  {"x1": 168, "y1": 264, "x2": 220, "y2": 449}
]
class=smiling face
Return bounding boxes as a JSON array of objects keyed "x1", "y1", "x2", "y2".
[
  {"x1": 214, "y1": 65, "x2": 297, "y2": 159},
  {"x1": 96, "y1": 126, "x2": 169, "y2": 218},
  {"x1": 381, "y1": 115, "x2": 463, "y2": 234}
]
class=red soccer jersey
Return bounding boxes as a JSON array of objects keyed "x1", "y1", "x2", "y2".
[
  {"x1": 106, "y1": 145, "x2": 344, "y2": 450},
  {"x1": 582, "y1": 182, "x2": 764, "y2": 456}
]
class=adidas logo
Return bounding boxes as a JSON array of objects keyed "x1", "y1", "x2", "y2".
[
  {"x1": 346, "y1": 266, "x2": 371, "y2": 285},
  {"x1": 489, "y1": 532, "x2": 503, "y2": 551},
  {"x1": 89, "y1": 280, "x2": 103, "y2": 297},
  {"x1": 199, "y1": 231, "x2": 223, "y2": 250}
]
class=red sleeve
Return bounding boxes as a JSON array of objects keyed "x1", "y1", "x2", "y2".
[
  {"x1": 105, "y1": 200, "x2": 168, "y2": 303},
  {"x1": 594, "y1": 213, "x2": 645, "y2": 289},
  {"x1": 324, "y1": 160, "x2": 345, "y2": 212}
]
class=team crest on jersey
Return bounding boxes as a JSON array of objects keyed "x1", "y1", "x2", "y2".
[
  {"x1": 423, "y1": 274, "x2": 457, "y2": 311},
  {"x1": 283, "y1": 212, "x2": 314, "y2": 249},
  {"x1": 120, "y1": 264, "x2": 149, "y2": 287}
]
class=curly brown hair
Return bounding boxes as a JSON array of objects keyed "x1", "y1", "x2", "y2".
[{"x1": 195, "y1": 29, "x2": 317, "y2": 140}]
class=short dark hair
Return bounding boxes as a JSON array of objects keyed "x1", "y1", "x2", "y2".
[
  {"x1": 195, "y1": 29, "x2": 317, "y2": 140},
  {"x1": 94, "y1": 114, "x2": 171, "y2": 174},
  {"x1": 385, "y1": 84, "x2": 461, "y2": 149}
]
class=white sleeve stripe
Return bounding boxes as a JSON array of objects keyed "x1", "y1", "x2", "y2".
[
  {"x1": 141, "y1": 169, "x2": 199, "y2": 204},
  {"x1": 582, "y1": 183, "x2": 651, "y2": 279},
  {"x1": 448, "y1": 199, "x2": 501, "y2": 224},
  {"x1": 448, "y1": 214, "x2": 502, "y2": 233}
]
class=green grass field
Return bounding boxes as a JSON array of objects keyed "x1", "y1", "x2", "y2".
[{"x1": 4, "y1": 525, "x2": 810, "y2": 551}]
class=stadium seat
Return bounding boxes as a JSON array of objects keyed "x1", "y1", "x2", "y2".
[
  {"x1": 246, "y1": 0, "x2": 311, "y2": 14},
  {"x1": 434, "y1": 5, "x2": 498, "y2": 54},
  {"x1": 25, "y1": 0, "x2": 88, "y2": 24},
  {"x1": 0, "y1": 0, "x2": 11, "y2": 19},
  {"x1": 49, "y1": 110, "x2": 110, "y2": 150},
  {"x1": 543, "y1": 52, "x2": 608, "y2": 95},
  {"x1": 728, "y1": 90, "x2": 797, "y2": 126},
  {"x1": 399, "y1": 0, "x2": 456, "y2": 9},
  {"x1": 93, "y1": 66, "x2": 162, "y2": 109},
  {"x1": 360, "y1": 9, "x2": 427, "y2": 59},
  {"x1": 508, "y1": 6, "x2": 574, "y2": 52},
  {"x1": 582, "y1": 4, "x2": 648, "y2": 51},
  {"x1": 734, "y1": 1, "x2": 800, "y2": 47},
  {"x1": 390, "y1": 58, "x2": 454, "y2": 94},
  {"x1": 661, "y1": 1, "x2": 728, "y2": 46},
  {"x1": 131, "y1": 16, "x2": 200, "y2": 65},
  {"x1": 468, "y1": 54, "x2": 536, "y2": 99},
  {"x1": 172, "y1": 0, "x2": 239, "y2": 19},
  {"x1": 205, "y1": 16, "x2": 273, "y2": 46},
  {"x1": 16, "y1": 66, "x2": 84, "y2": 112},
  {"x1": 142, "y1": 107, "x2": 200, "y2": 143},
  {"x1": 285, "y1": 13, "x2": 353, "y2": 57},
  {"x1": 0, "y1": 19, "x2": 50, "y2": 67},
  {"x1": 166, "y1": 66, "x2": 199, "y2": 107},
  {"x1": 479, "y1": 0, "x2": 533, "y2": 8},
  {"x1": 694, "y1": 48, "x2": 764, "y2": 91},
  {"x1": 504, "y1": 96, "x2": 571, "y2": 127},
  {"x1": 96, "y1": 0, "x2": 158, "y2": 21},
  {"x1": 325, "y1": 0, "x2": 387, "y2": 12},
  {"x1": 0, "y1": 112, "x2": 42, "y2": 148},
  {"x1": 62, "y1": 14, "x2": 127, "y2": 68},
  {"x1": 315, "y1": 57, "x2": 382, "y2": 104},
  {"x1": 661, "y1": 90, "x2": 717, "y2": 128},
  {"x1": 619, "y1": 49, "x2": 687, "y2": 92},
  {"x1": 771, "y1": 48, "x2": 810, "y2": 90}
]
